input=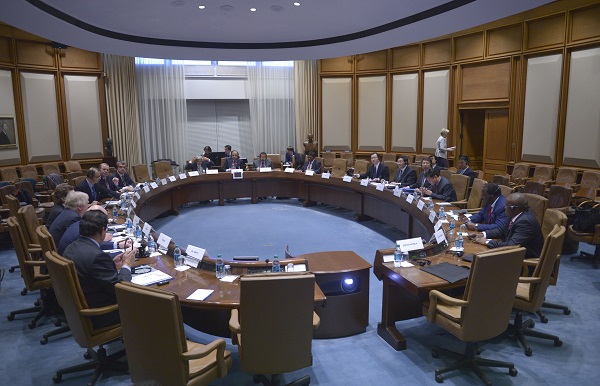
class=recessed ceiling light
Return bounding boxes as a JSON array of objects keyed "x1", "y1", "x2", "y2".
[
  {"x1": 250, "y1": 8, "x2": 257, "y2": 12},
  {"x1": 294, "y1": 2, "x2": 300, "y2": 6},
  {"x1": 198, "y1": 5, "x2": 205, "y2": 9}
]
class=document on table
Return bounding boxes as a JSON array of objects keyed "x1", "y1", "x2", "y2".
[
  {"x1": 187, "y1": 289, "x2": 214, "y2": 301},
  {"x1": 131, "y1": 270, "x2": 172, "y2": 286}
]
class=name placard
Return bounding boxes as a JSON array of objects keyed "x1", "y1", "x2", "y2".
[
  {"x1": 160, "y1": 178, "x2": 168, "y2": 185},
  {"x1": 133, "y1": 215, "x2": 140, "y2": 228},
  {"x1": 434, "y1": 220, "x2": 443, "y2": 231},
  {"x1": 397, "y1": 237, "x2": 425, "y2": 252},
  {"x1": 131, "y1": 200, "x2": 137, "y2": 209},
  {"x1": 406, "y1": 194, "x2": 414, "y2": 204},
  {"x1": 134, "y1": 192, "x2": 140, "y2": 200},
  {"x1": 343, "y1": 175, "x2": 352, "y2": 183},
  {"x1": 429, "y1": 211, "x2": 436, "y2": 223},
  {"x1": 142, "y1": 222, "x2": 152, "y2": 235},
  {"x1": 393, "y1": 189, "x2": 402, "y2": 197},
  {"x1": 168, "y1": 176, "x2": 177, "y2": 182},
  {"x1": 150, "y1": 182, "x2": 158, "y2": 189},
  {"x1": 179, "y1": 173, "x2": 187, "y2": 179},
  {"x1": 206, "y1": 169, "x2": 218, "y2": 175},
  {"x1": 321, "y1": 172, "x2": 330, "y2": 179},
  {"x1": 284, "y1": 167, "x2": 295, "y2": 173},
  {"x1": 360, "y1": 179, "x2": 369, "y2": 187},
  {"x1": 157, "y1": 233, "x2": 172, "y2": 249},
  {"x1": 143, "y1": 186, "x2": 150, "y2": 193},
  {"x1": 417, "y1": 200, "x2": 425, "y2": 210},
  {"x1": 376, "y1": 183, "x2": 385, "y2": 191},
  {"x1": 435, "y1": 229, "x2": 447, "y2": 244},
  {"x1": 188, "y1": 171, "x2": 200, "y2": 177},
  {"x1": 305, "y1": 170, "x2": 315, "y2": 176},
  {"x1": 259, "y1": 167, "x2": 272, "y2": 173}
]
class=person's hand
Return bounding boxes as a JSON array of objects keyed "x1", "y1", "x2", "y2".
[
  {"x1": 448, "y1": 146, "x2": 456, "y2": 151},
  {"x1": 104, "y1": 232, "x2": 113, "y2": 242},
  {"x1": 112, "y1": 177, "x2": 119, "y2": 186},
  {"x1": 118, "y1": 239, "x2": 133, "y2": 249},
  {"x1": 353, "y1": 174, "x2": 359, "y2": 178},
  {"x1": 121, "y1": 249, "x2": 137, "y2": 267},
  {"x1": 474, "y1": 234, "x2": 487, "y2": 245},
  {"x1": 465, "y1": 222, "x2": 477, "y2": 231}
]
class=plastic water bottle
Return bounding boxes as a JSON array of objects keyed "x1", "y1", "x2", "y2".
[
  {"x1": 427, "y1": 200, "x2": 434, "y2": 212},
  {"x1": 126, "y1": 217, "x2": 133, "y2": 236},
  {"x1": 147, "y1": 234, "x2": 156, "y2": 254},
  {"x1": 456, "y1": 232, "x2": 464, "y2": 250},
  {"x1": 448, "y1": 216, "x2": 456, "y2": 237},
  {"x1": 459, "y1": 223, "x2": 467, "y2": 236},
  {"x1": 112, "y1": 205, "x2": 118, "y2": 221},
  {"x1": 438, "y1": 206, "x2": 446, "y2": 220},
  {"x1": 215, "y1": 254, "x2": 224, "y2": 278},
  {"x1": 272, "y1": 255, "x2": 280, "y2": 272},
  {"x1": 394, "y1": 242, "x2": 402, "y2": 268},
  {"x1": 174, "y1": 245, "x2": 183, "y2": 267},
  {"x1": 120, "y1": 193, "x2": 127, "y2": 211},
  {"x1": 135, "y1": 224, "x2": 142, "y2": 242}
]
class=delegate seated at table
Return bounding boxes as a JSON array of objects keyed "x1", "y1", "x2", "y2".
[
  {"x1": 301, "y1": 151, "x2": 322, "y2": 174},
  {"x1": 253, "y1": 152, "x2": 273, "y2": 169},
  {"x1": 222, "y1": 150, "x2": 246, "y2": 171},
  {"x1": 416, "y1": 168, "x2": 457, "y2": 202},
  {"x1": 392, "y1": 156, "x2": 417, "y2": 187},
  {"x1": 354, "y1": 153, "x2": 389, "y2": 182},
  {"x1": 460, "y1": 183, "x2": 507, "y2": 232}
]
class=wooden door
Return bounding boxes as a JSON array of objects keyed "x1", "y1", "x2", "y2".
[{"x1": 482, "y1": 109, "x2": 510, "y2": 180}]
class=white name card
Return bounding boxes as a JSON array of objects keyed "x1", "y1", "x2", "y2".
[
  {"x1": 143, "y1": 186, "x2": 150, "y2": 193},
  {"x1": 188, "y1": 171, "x2": 200, "y2": 177},
  {"x1": 142, "y1": 222, "x2": 152, "y2": 235},
  {"x1": 376, "y1": 183, "x2": 385, "y2": 191},
  {"x1": 305, "y1": 170, "x2": 315, "y2": 176},
  {"x1": 406, "y1": 194, "x2": 414, "y2": 204},
  {"x1": 393, "y1": 189, "x2": 402, "y2": 197},
  {"x1": 160, "y1": 178, "x2": 168, "y2": 185},
  {"x1": 157, "y1": 233, "x2": 172, "y2": 249},
  {"x1": 259, "y1": 167, "x2": 272, "y2": 173},
  {"x1": 168, "y1": 175, "x2": 177, "y2": 182},
  {"x1": 434, "y1": 220, "x2": 443, "y2": 231},
  {"x1": 417, "y1": 200, "x2": 425, "y2": 210},
  {"x1": 397, "y1": 237, "x2": 425, "y2": 252},
  {"x1": 435, "y1": 229, "x2": 447, "y2": 245},
  {"x1": 321, "y1": 172, "x2": 330, "y2": 179},
  {"x1": 343, "y1": 175, "x2": 352, "y2": 183},
  {"x1": 185, "y1": 245, "x2": 206, "y2": 268},
  {"x1": 150, "y1": 182, "x2": 158, "y2": 189},
  {"x1": 360, "y1": 179, "x2": 369, "y2": 187},
  {"x1": 179, "y1": 173, "x2": 187, "y2": 179},
  {"x1": 133, "y1": 215, "x2": 140, "y2": 228},
  {"x1": 127, "y1": 207, "x2": 132, "y2": 217},
  {"x1": 206, "y1": 169, "x2": 218, "y2": 175},
  {"x1": 131, "y1": 200, "x2": 137, "y2": 209},
  {"x1": 134, "y1": 192, "x2": 140, "y2": 200},
  {"x1": 284, "y1": 167, "x2": 295, "y2": 173},
  {"x1": 383, "y1": 254, "x2": 394, "y2": 263},
  {"x1": 429, "y1": 210, "x2": 436, "y2": 223}
]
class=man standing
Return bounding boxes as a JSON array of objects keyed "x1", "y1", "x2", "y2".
[
  {"x1": 222, "y1": 150, "x2": 246, "y2": 171},
  {"x1": 457, "y1": 156, "x2": 478, "y2": 187},
  {"x1": 110, "y1": 161, "x2": 135, "y2": 191},
  {"x1": 393, "y1": 156, "x2": 417, "y2": 186},
  {"x1": 354, "y1": 153, "x2": 390, "y2": 182},
  {"x1": 475, "y1": 192, "x2": 544, "y2": 258},
  {"x1": 417, "y1": 168, "x2": 457, "y2": 202},
  {"x1": 63, "y1": 210, "x2": 136, "y2": 328},
  {"x1": 75, "y1": 168, "x2": 101, "y2": 204},
  {"x1": 460, "y1": 183, "x2": 507, "y2": 232},
  {"x1": 301, "y1": 151, "x2": 322, "y2": 174}
]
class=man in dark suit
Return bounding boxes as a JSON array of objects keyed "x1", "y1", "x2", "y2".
[
  {"x1": 0, "y1": 123, "x2": 10, "y2": 145},
  {"x1": 253, "y1": 152, "x2": 273, "y2": 169},
  {"x1": 460, "y1": 183, "x2": 508, "y2": 232},
  {"x1": 354, "y1": 153, "x2": 390, "y2": 182},
  {"x1": 75, "y1": 168, "x2": 101, "y2": 204},
  {"x1": 49, "y1": 191, "x2": 89, "y2": 246},
  {"x1": 417, "y1": 168, "x2": 457, "y2": 202},
  {"x1": 475, "y1": 192, "x2": 544, "y2": 258},
  {"x1": 96, "y1": 163, "x2": 120, "y2": 200},
  {"x1": 393, "y1": 155, "x2": 417, "y2": 186},
  {"x1": 301, "y1": 150, "x2": 322, "y2": 174},
  {"x1": 411, "y1": 157, "x2": 433, "y2": 189},
  {"x1": 222, "y1": 150, "x2": 247, "y2": 171},
  {"x1": 284, "y1": 146, "x2": 304, "y2": 169},
  {"x1": 109, "y1": 161, "x2": 135, "y2": 191},
  {"x1": 45, "y1": 183, "x2": 74, "y2": 229},
  {"x1": 457, "y1": 155, "x2": 478, "y2": 187},
  {"x1": 63, "y1": 210, "x2": 136, "y2": 329}
]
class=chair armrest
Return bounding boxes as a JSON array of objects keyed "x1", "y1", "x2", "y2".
[
  {"x1": 450, "y1": 200, "x2": 467, "y2": 208},
  {"x1": 229, "y1": 309, "x2": 241, "y2": 333},
  {"x1": 28, "y1": 246, "x2": 42, "y2": 253},
  {"x1": 313, "y1": 311, "x2": 320, "y2": 329},
  {"x1": 429, "y1": 290, "x2": 468, "y2": 307},
  {"x1": 521, "y1": 258, "x2": 539, "y2": 276},
  {"x1": 183, "y1": 339, "x2": 228, "y2": 378},
  {"x1": 23, "y1": 260, "x2": 46, "y2": 267},
  {"x1": 466, "y1": 207, "x2": 482, "y2": 214},
  {"x1": 79, "y1": 303, "x2": 119, "y2": 316},
  {"x1": 518, "y1": 276, "x2": 541, "y2": 284}
]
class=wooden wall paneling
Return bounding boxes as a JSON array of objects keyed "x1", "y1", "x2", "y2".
[
  {"x1": 320, "y1": 57, "x2": 353, "y2": 73},
  {"x1": 356, "y1": 50, "x2": 388, "y2": 72},
  {"x1": 0, "y1": 68, "x2": 21, "y2": 165},
  {"x1": 460, "y1": 60, "x2": 511, "y2": 102},
  {"x1": 454, "y1": 32, "x2": 484, "y2": 62},
  {"x1": 521, "y1": 54, "x2": 563, "y2": 164},
  {"x1": 422, "y1": 39, "x2": 451, "y2": 67},
  {"x1": 15, "y1": 39, "x2": 55, "y2": 68},
  {"x1": 458, "y1": 109, "x2": 485, "y2": 164},
  {"x1": 0, "y1": 36, "x2": 13, "y2": 64},
  {"x1": 569, "y1": 4, "x2": 600, "y2": 45},
  {"x1": 321, "y1": 77, "x2": 352, "y2": 151},
  {"x1": 59, "y1": 48, "x2": 101, "y2": 71},
  {"x1": 357, "y1": 76, "x2": 386, "y2": 152},
  {"x1": 486, "y1": 23, "x2": 523, "y2": 58},
  {"x1": 391, "y1": 44, "x2": 420, "y2": 70},
  {"x1": 525, "y1": 13, "x2": 566, "y2": 52},
  {"x1": 422, "y1": 70, "x2": 450, "y2": 153},
  {"x1": 391, "y1": 73, "x2": 418, "y2": 153},
  {"x1": 483, "y1": 109, "x2": 510, "y2": 179}
]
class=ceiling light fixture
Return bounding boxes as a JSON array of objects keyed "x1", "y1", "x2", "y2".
[
  {"x1": 294, "y1": 2, "x2": 300, "y2": 6},
  {"x1": 198, "y1": 5, "x2": 205, "y2": 9},
  {"x1": 250, "y1": 8, "x2": 257, "y2": 12}
]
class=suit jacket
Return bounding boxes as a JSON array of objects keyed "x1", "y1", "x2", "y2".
[
  {"x1": 469, "y1": 195, "x2": 508, "y2": 232},
  {"x1": 428, "y1": 176, "x2": 458, "y2": 202},
  {"x1": 58, "y1": 220, "x2": 115, "y2": 255},
  {"x1": 411, "y1": 171, "x2": 432, "y2": 189},
  {"x1": 486, "y1": 211, "x2": 544, "y2": 258},
  {"x1": 45, "y1": 203, "x2": 65, "y2": 229},
  {"x1": 222, "y1": 157, "x2": 247, "y2": 171},
  {"x1": 253, "y1": 158, "x2": 273, "y2": 169},
  {"x1": 63, "y1": 236, "x2": 131, "y2": 328},
  {"x1": 109, "y1": 172, "x2": 134, "y2": 190},
  {"x1": 49, "y1": 208, "x2": 81, "y2": 246},
  {"x1": 0, "y1": 131, "x2": 10, "y2": 145},
  {"x1": 359, "y1": 163, "x2": 390, "y2": 181},
  {"x1": 458, "y1": 167, "x2": 478, "y2": 186},
  {"x1": 185, "y1": 159, "x2": 214, "y2": 172},
  {"x1": 301, "y1": 159, "x2": 322, "y2": 174},
  {"x1": 75, "y1": 179, "x2": 97, "y2": 203},
  {"x1": 394, "y1": 166, "x2": 417, "y2": 186},
  {"x1": 285, "y1": 152, "x2": 304, "y2": 169},
  {"x1": 95, "y1": 177, "x2": 120, "y2": 200}
]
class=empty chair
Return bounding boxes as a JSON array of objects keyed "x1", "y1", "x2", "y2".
[
  {"x1": 353, "y1": 159, "x2": 369, "y2": 177},
  {"x1": 452, "y1": 177, "x2": 485, "y2": 211},
  {"x1": 449, "y1": 173, "x2": 470, "y2": 202},
  {"x1": 267, "y1": 154, "x2": 282, "y2": 169},
  {"x1": 42, "y1": 163, "x2": 61, "y2": 177},
  {"x1": 400, "y1": 154, "x2": 415, "y2": 164},
  {"x1": 573, "y1": 170, "x2": 600, "y2": 203},
  {"x1": 439, "y1": 169, "x2": 452, "y2": 180},
  {"x1": 16, "y1": 179, "x2": 53, "y2": 212},
  {"x1": 523, "y1": 193, "x2": 548, "y2": 226},
  {"x1": 229, "y1": 273, "x2": 320, "y2": 386},
  {"x1": 547, "y1": 185, "x2": 572, "y2": 213},
  {"x1": 0, "y1": 167, "x2": 19, "y2": 183},
  {"x1": 523, "y1": 165, "x2": 554, "y2": 185},
  {"x1": 384, "y1": 161, "x2": 398, "y2": 182},
  {"x1": 426, "y1": 247, "x2": 526, "y2": 384},
  {"x1": 568, "y1": 202, "x2": 600, "y2": 268},
  {"x1": 64, "y1": 161, "x2": 83, "y2": 173},
  {"x1": 330, "y1": 158, "x2": 349, "y2": 178},
  {"x1": 495, "y1": 162, "x2": 530, "y2": 186},
  {"x1": 554, "y1": 167, "x2": 578, "y2": 187},
  {"x1": 132, "y1": 164, "x2": 151, "y2": 183},
  {"x1": 339, "y1": 152, "x2": 354, "y2": 167},
  {"x1": 116, "y1": 282, "x2": 231, "y2": 385},
  {"x1": 516, "y1": 180, "x2": 546, "y2": 196},
  {"x1": 321, "y1": 152, "x2": 335, "y2": 171},
  {"x1": 152, "y1": 160, "x2": 172, "y2": 179},
  {"x1": 19, "y1": 165, "x2": 45, "y2": 192},
  {"x1": 492, "y1": 174, "x2": 510, "y2": 186},
  {"x1": 382, "y1": 152, "x2": 396, "y2": 162},
  {"x1": 499, "y1": 184, "x2": 513, "y2": 198}
]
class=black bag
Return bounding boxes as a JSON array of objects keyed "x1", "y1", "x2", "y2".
[{"x1": 572, "y1": 201, "x2": 600, "y2": 233}]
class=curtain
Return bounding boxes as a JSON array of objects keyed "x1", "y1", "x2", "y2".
[
  {"x1": 294, "y1": 60, "x2": 319, "y2": 154},
  {"x1": 246, "y1": 63, "x2": 295, "y2": 158},
  {"x1": 102, "y1": 54, "x2": 142, "y2": 166},
  {"x1": 135, "y1": 59, "x2": 188, "y2": 171}
]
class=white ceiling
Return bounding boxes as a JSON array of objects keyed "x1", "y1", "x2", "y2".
[{"x1": 1, "y1": 0, "x2": 554, "y2": 61}]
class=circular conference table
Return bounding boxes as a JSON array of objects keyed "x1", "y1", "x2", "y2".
[{"x1": 129, "y1": 170, "x2": 440, "y2": 338}]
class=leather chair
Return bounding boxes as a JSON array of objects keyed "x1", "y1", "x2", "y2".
[
  {"x1": 449, "y1": 173, "x2": 470, "y2": 202},
  {"x1": 384, "y1": 161, "x2": 397, "y2": 181},
  {"x1": 382, "y1": 152, "x2": 396, "y2": 162},
  {"x1": 515, "y1": 180, "x2": 546, "y2": 196},
  {"x1": 64, "y1": 160, "x2": 83, "y2": 173},
  {"x1": 414, "y1": 154, "x2": 430, "y2": 165},
  {"x1": 339, "y1": 151, "x2": 354, "y2": 167},
  {"x1": 5, "y1": 217, "x2": 54, "y2": 328},
  {"x1": 510, "y1": 224, "x2": 565, "y2": 356},
  {"x1": 17, "y1": 205, "x2": 43, "y2": 250},
  {"x1": 229, "y1": 272, "x2": 320, "y2": 386},
  {"x1": 330, "y1": 158, "x2": 348, "y2": 178},
  {"x1": 554, "y1": 167, "x2": 578, "y2": 187},
  {"x1": 573, "y1": 170, "x2": 600, "y2": 203},
  {"x1": 42, "y1": 162, "x2": 62, "y2": 177},
  {"x1": 132, "y1": 164, "x2": 151, "y2": 183},
  {"x1": 547, "y1": 185, "x2": 572, "y2": 213},
  {"x1": 400, "y1": 154, "x2": 415, "y2": 164},
  {"x1": 267, "y1": 154, "x2": 282, "y2": 170},
  {"x1": 321, "y1": 152, "x2": 335, "y2": 172},
  {"x1": 523, "y1": 193, "x2": 548, "y2": 226},
  {"x1": 19, "y1": 164, "x2": 45, "y2": 192},
  {"x1": 70, "y1": 175, "x2": 86, "y2": 188},
  {"x1": 452, "y1": 177, "x2": 485, "y2": 212},
  {"x1": 1, "y1": 167, "x2": 19, "y2": 183},
  {"x1": 425, "y1": 247, "x2": 526, "y2": 384},
  {"x1": 152, "y1": 160, "x2": 173, "y2": 179},
  {"x1": 523, "y1": 165, "x2": 554, "y2": 185},
  {"x1": 353, "y1": 159, "x2": 369, "y2": 176},
  {"x1": 36, "y1": 225, "x2": 56, "y2": 255},
  {"x1": 115, "y1": 282, "x2": 231, "y2": 385},
  {"x1": 439, "y1": 169, "x2": 452, "y2": 180},
  {"x1": 568, "y1": 202, "x2": 600, "y2": 269},
  {"x1": 16, "y1": 179, "x2": 53, "y2": 212},
  {"x1": 44, "y1": 251, "x2": 127, "y2": 385},
  {"x1": 499, "y1": 184, "x2": 513, "y2": 198}
]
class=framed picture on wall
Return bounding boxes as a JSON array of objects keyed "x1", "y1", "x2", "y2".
[{"x1": 0, "y1": 116, "x2": 17, "y2": 149}]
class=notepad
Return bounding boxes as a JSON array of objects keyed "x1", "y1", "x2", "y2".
[
  {"x1": 187, "y1": 289, "x2": 214, "y2": 301},
  {"x1": 421, "y1": 262, "x2": 470, "y2": 283},
  {"x1": 131, "y1": 270, "x2": 172, "y2": 286}
]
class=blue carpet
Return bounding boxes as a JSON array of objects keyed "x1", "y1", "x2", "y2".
[{"x1": 0, "y1": 198, "x2": 598, "y2": 385}]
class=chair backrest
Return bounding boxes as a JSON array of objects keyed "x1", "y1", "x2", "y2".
[
  {"x1": 440, "y1": 169, "x2": 452, "y2": 180},
  {"x1": 0, "y1": 184, "x2": 17, "y2": 205},
  {"x1": 339, "y1": 152, "x2": 354, "y2": 167},
  {"x1": 492, "y1": 174, "x2": 510, "y2": 186},
  {"x1": 132, "y1": 164, "x2": 151, "y2": 183},
  {"x1": 0, "y1": 167, "x2": 19, "y2": 183},
  {"x1": 449, "y1": 173, "x2": 470, "y2": 201},
  {"x1": 115, "y1": 282, "x2": 228, "y2": 385},
  {"x1": 353, "y1": 159, "x2": 369, "y2": 176},
  {"x1": 42, "y1": 163, "x2": 61, "y2": 176},
  {"x1": 18, "y1": 165, "x2": 40, "y2": 182},
  {"x1": 511, "y1": 163, "x2": 531, "y2": 183},
  {"x1": 17, "y1": 205, "x2": 40, "y2": 246},
  {"x1": 542, "y1": 209, "x2": 568, "y2": 239},
  {"x1": 384, "y1": 161, "x2": 398, "y2": 181},
  {"x1": 70, "y1": 175, "x2": 86, "y2": 187},
  {"x1": 330, "y1": 158, "x2": 348, "y2": 178},
  {"x1": 499, "y1": 184, "x2": 513, "y2": 198},
  {"x1": 321, "y1": 152, "x2": 335, "y2": 167},
  {"x1": 44, "y1": 173, "x2": 65, "y2": 190},
  {"x1": 400, "y1": 154, "x2": 415, "y2": 164},
  {"x1": 15, "y1": 180, "x2": 35, "y2": 198},
  {"x1": 267, "y1": 154, "x2": 282, "y2": 169},
  {"x1": 4, "y1": 194, "x2": 20, "y2": 217},
  {"x1": 152, "y1": 160, "x2": 172, "y2": 179},
  {"x1": 64, "y1": 160, "x2": 82, "y2": 173},
  {"x1": 36, "y1": 225, "x2": 57, "y2": 254},
  {"x1": 547, "y1": 185, "x2": 572, "y2": 210},
  {"x1": 554, "y1": 167, "x2": 578, "y2": 187},
  {"x1": 6, "y1": 217, "x2": 50, "y2": 291},
  {"x1": 382, "y1": 153, "x2": 396, "y2": 162},
  {"x1": 466, "y1": 178, "x2": 485, "y2": 209},
  {"x1": 523, "y1": 193, "x2": 548, "y2": 225},
  {"x1": 414, "y1": 154, "x2": 430, "y2": 164},
  {"x1": 531, "y1": 165, "x2": 554, "y2": 182},
  {"x1": 238, "y1": 273, "x2": 315, "y2": 374},
  {"x1": 580, "y1": 170, "x2": 600, "y2": 190},
  {"x1": 522, "y1": 180, "x2": 546, "y2": 196},
  {"x1": 64, "y1": 171, "x2": 84, "y2": 181}
]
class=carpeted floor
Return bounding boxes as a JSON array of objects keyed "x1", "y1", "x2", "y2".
[{"x1": 0, "y1": 198, "x2": 598, "y2": 385}]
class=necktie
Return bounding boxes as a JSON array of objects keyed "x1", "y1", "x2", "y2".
[
  {"x1": 508, "y1": 219, "x2": 514, "y2": 230},
  {"x1": 261, "y1": 161, "x2": 265, "y2": 168},
  {"x1": 233, "y1": 161, "x2": 237, "y2": 168},
  {"x1": 91, "y1": 185, "x2": 96, "y2": 201},
  {"x1": 487, "y1": 206, "x2": 493, "y2": 224},
  {"x1": 398, "y1": 169, "x2": 403, "y2": 181}
]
